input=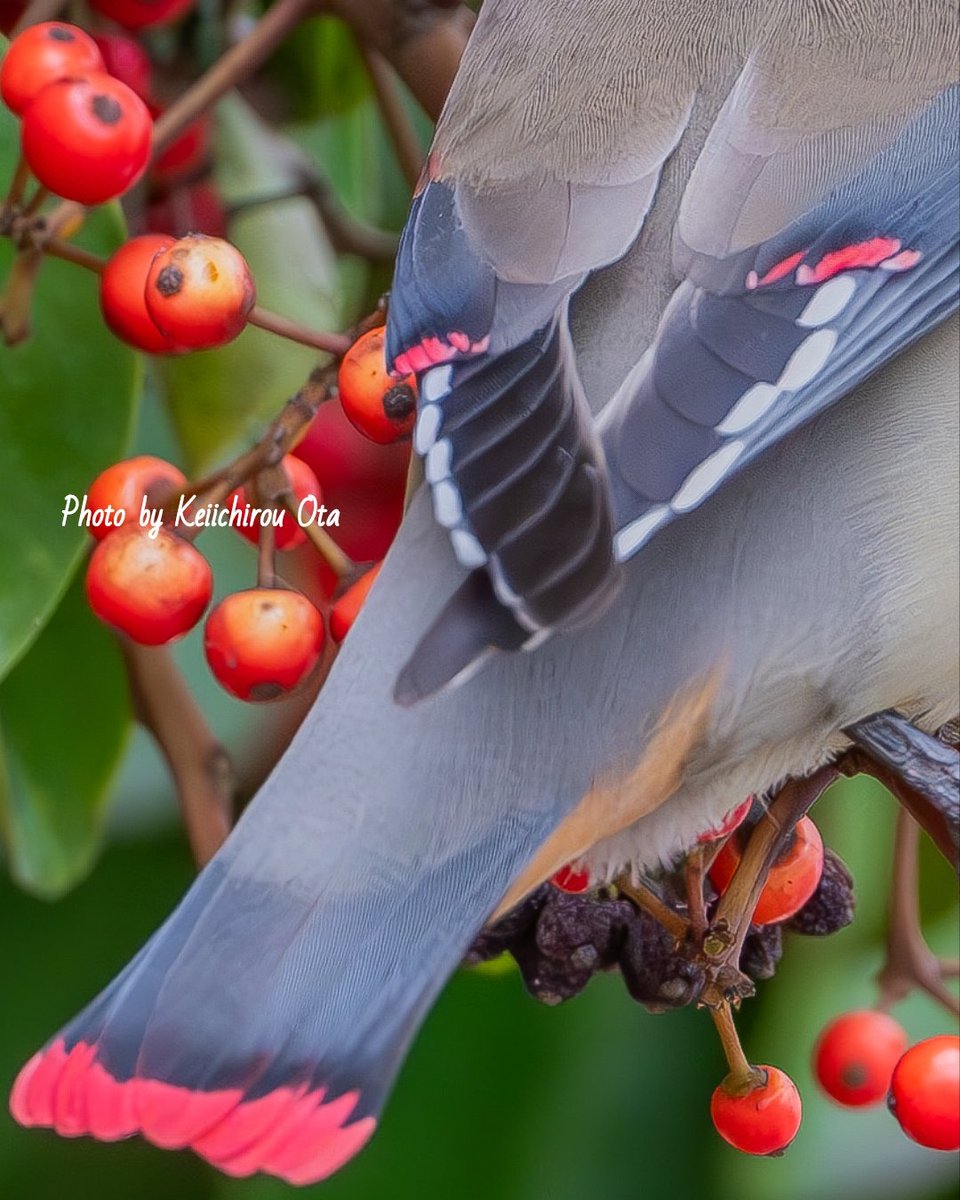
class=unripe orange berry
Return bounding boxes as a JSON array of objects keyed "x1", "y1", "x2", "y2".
[
  {"x1": 709, "y1": 815, "x2": 824, "y2": 925},
  {"x1": 145, "y1": 235, "x2": 255, "y2": 351}
]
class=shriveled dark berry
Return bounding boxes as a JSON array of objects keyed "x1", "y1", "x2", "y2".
[
  {"x1": 535, "y1": 890, "x2": 634, "y2": 969},
  {"x1": 740, "y1": 923, "x2": 783, "y2": 981},
  {"x1": 511, "y1": 940, "x2": 594, "y2": 1006},
  {"x1": 786, "y1": 847, "x2": 855, "y2": 936},
  {"x1": 463, "y1": 883, "x2": 549, "y2": 965},
  {"x1": 619, "y1": 907, "x2": 705, "y2": 1009}
]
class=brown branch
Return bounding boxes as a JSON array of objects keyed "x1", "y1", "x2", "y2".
[
  {"x1": 120, "y1": 641, "x2": 234, "y2": 869},
  {"x1": 10, "y1": 0, "x2": 66, "y2": 37},
  {"x1": 616, "y1": 876, "x2": 689, "y2": 944},
  {"x1": 358, "y1": 43, "x2": 424, "y2": 190}
]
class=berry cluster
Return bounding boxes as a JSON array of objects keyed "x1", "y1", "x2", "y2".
[{"x1": 473, "y1": 797, "x2": 958, "y2": 1158}]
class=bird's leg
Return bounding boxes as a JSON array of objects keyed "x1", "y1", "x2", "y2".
[
  {"x1": 841, "y1": 710, "x2": 959, "y2": 871},
  {"x1": 875, "y1": 809, "x2": 960, "y2": 1018},
  {"x1": 700, "y1": 763, "x2": 840, "y2": 1007}
]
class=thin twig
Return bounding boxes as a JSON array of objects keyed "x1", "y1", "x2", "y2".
[
  {"x1": 617, "y1": 876, "x2": 689, "y2": 944},
  {"x1": 40, "y1": 236, "x2": 106, "y2": 274},
  {"x1": 120, "y1": 641, "x2": 234, "y2": 869},
  {"x1": 282, "y1": 493, "x2": 355, "y2": 578},
  {"x1": 357, "y1": 43, "x2": 424, "y2": 189},
  {"x1": 248, "y1": 305, "x2": 352, "y2": 355},
  {"x1": 876, "y1": 810, "x2": 960, "y2": 1018},
  {"x1": 711, "y1": 1004, "x2": 764, "y2": 1093},
  {"x1": 2, "y1": 157, "x2": 31, "y2": 216},
  {"x1": 10, "y1": 0, "x2": 66, "y2": 37}
]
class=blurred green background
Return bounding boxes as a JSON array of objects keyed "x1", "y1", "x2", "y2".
[{"x1": 0, "y1": 11, "x2": 958, "y2": 1200}]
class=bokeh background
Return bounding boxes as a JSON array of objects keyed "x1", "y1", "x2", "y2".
[{"x1": 1, "y1": 7, "x2": 958, "y2": 1199}]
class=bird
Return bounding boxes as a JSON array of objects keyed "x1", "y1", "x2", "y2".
[{"x1": 9, "y1": 0, "x2": 959, "y2": 1186}]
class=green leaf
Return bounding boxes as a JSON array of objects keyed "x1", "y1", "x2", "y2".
[
  {"x1": 267, "y1": 16, "x2": 370, "y2": 122},
  {"x1": 0, "y1": 573, "x2": 131, "y2": 898},
  {"x1": 0, "y1": 40, "x2": 140, "y2": 681},
  {"x1": 160, "y1": 96, "x2": 351, "y2": 473}
]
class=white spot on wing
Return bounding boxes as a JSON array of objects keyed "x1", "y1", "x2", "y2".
[
  {"x1": 613, "y1": 505, "x2": 670, "y2": 561},
  {"x1": 425, "y1": 438, "x2": 453, "y2": 484},
  {"x1": 431, "y1": 479, "x2": 462, "y2": 527},
  {"x1": 777, "y1": 329, "x2": 837, "y2": 391},
  {"x1": 671, "y1": 441, "x2": 745, "y2": 513},
  {"x1": 450, "y1": 528, "x2": 486, "y2": 568},
  {"x1": 716, "y1": 383, "x2": 780, "y2": 435},
  {"x1": 796, "y1": 276, "x2": 856, "y2": 328},
  {"x1": 421, "y1": 364, "x2": 453, "y2": 403},
  {"x1": 414, "y1": 404, "x2": 442, "y2": 454}
]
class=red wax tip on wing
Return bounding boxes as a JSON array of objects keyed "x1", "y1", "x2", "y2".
[
  {"x1": 798, "y1": 236, "x2": 902, "y2": 285},
  {"x1": 84, "y1": 1058, "x2": 139, "y2": 1140},
  {"x1": 195, "y1": 1084, "x2": 313, "y2": 1171},
  {"x1": 52, "y1": 1041, "x2": 97, "y2": 1136},
  {"x1": 260, "y1": 1092, "x2": 375, "y2": 1185},
  {"x1": 751, "y1": 250, "x2": 806, "y2": 288},
  {"x1": 10, "y1": 1039, "x2": 69, "y2": 1127},
  {"x1": 133, "y1": 1076, "x2": 244, "y2": 1149}
]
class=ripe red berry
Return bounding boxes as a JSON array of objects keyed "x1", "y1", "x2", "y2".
[
  {"x1": 1, "y1": 22, "x2": 103, "y2": 116},
  {"x1": 709, "y1": 814, "x2": 824, "y2": 925},
  {"x1": 86, "y1": 455, "x2": 186, "y2": 540},
  {"x1": 814, "y1": 1010, "x2": 908, "y2": 1108},
  {"x1": 551, "y1": 865, "x2": 591, "y2": 893},
  {"x1": 145, "y1": 235, "x2": 255, "y2": 351},
  {"x1": 86, "y1": 526, "x2": 211, "y2": 645},
  {"x1": 697, "y1": 796, "x2": 753, "y2": 844},
  {"x1": 338, "y1": 326, "x2": 418, "y2": 445},
  {"x1": 711, "y1": 1066, "x2": 802, "y2": 1156},
  {"x1": 230, "y1": 455, "x2": 322, "y2": 553},
  {"x1": 100, "y1": 235, "x2": 177, "y2": 354},
  {"x1": 21, "y1": 73, "x2": 152, "y2": 205},
  {"x1": 330, "y1": 564, "x2": 382, "y2": 643},
  {"x1": 92, "y1": 33, "x2": 152, "y2": 100},
  {"x1": 90, "y1": 0, "x2": 196, "y2": 31},
  {"x1": 888, "y1": 1035, "x2": 960, "y2": 1151},
  {"x1": 204, "y1": 588, "x2": 324, "y2": 702}
]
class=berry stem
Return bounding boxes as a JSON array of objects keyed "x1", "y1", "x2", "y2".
[
  {"x1": 616, "y1": 876, "x2": 688, "y2": 944},
  {"x1": 282, "y1": 493, "x2": 355, "y2": 579},
  {"x1": 120, "y1": 641, "x2": 234, "y2": 869},
  {"x1": 257, "y1": 522, "x2": 277, "y2": 590},
  {"x1": 876, "y1": 809, "x2": 960, "y2": 1018},
  {"x1": 22, "y1": 185, "x2": 50, "y2": 218},
  {"x1": 711, "y1": 1003, "x2": 764, "y2": 1094},
  {"x1": 709, "y1": 764, "x2": 837, "y2": 966},
  {"x1": 247, "y1": 306, "x2": 352, "y2": 355},
  {"x1": 152, "y1": 0, "x2": 317, "y2": 154},
  {"x1": 357, "y1": 41, "x2": 424, "y2": 189},
  {"x1": 0, "y1": 249, "x2": 42, "y2": 346},
  {"x1": 41, "y1": 236, "x2": 106, "y2": 274},
  {"x1": 684, "y1": 845, "x2": 709, "y2": 942},
  {"x1": 2, "y1": 156, "x2": 31, "y2": 217}
]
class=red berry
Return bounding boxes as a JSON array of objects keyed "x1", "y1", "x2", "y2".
[
  {"x1": 814, "y1": 1010, "x2": 908, "y2": 1108},
  {"x1": 1, "y1": 22, "x2": 103, "y2": 116},
  {"x1": 21, "y1": 73, "x2": 152, "y2": 205},
  {"x1": 551, "y1": 865, "x2": 591, "y2": 894},
  {"x1": 146, "y1": 179, "x2": 228, "y2": 238},
  {"x1": 90, "y1": 0, "x2": 195, "y2": 31},
  {"x1": 697, "y1": 796, "x2": 753, "y2": 844},
  {"x1": 338, "y1": 326, "x2": 418, "y2": 445},
  {"x1": 711, "y1": 1066, "x2": 802, "y2": 1156},
  {"x1": 330, "y1": 564, "x2": 382, "y2": 643},
  {"x1": 86, "y1": 526, "x2": 211, "y2": 645},
  {"x1": 86, "y1": 455, "x2": 186, "y2": 540},
  {"x1": 293, "y1": 402, "x2": 408, "y2": 561},
  {"x1": 889, "y1": 1035, "x2": 960, "y2": 1151},
  {"x1": 150, "y1": 114, "x2": 209, "y2": 191},
  {"x1": 92, "y1": 33, "x2": 152, "y2": 100},
  {"x1": 100, "y1": 235, "x2": 177, "y2": 354},
  {"x1": 145, "y1": 234, "x2": 255, "y2": 351},
  {"x1": 204, "y1": 588, "x2": 324, "y2": 702},
  {"x1": 229, "y1": 455, "x2": 322, "y2": 553},
  {"x1": 709, "y1": 815, "x2": 824, "y2": 925}
]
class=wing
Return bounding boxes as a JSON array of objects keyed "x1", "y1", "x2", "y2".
[{"x1": 603, "y1": 6, "x2": 959, "y2": 556}]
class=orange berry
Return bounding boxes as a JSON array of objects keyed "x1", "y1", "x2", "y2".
[{"x1": 338, "y1": 326, "x2": 418, "y2": 445}]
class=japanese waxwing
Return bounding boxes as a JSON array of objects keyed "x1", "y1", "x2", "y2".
[{"x1": 10, "y1": 0, "x2": 959, "y2": 1186}]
